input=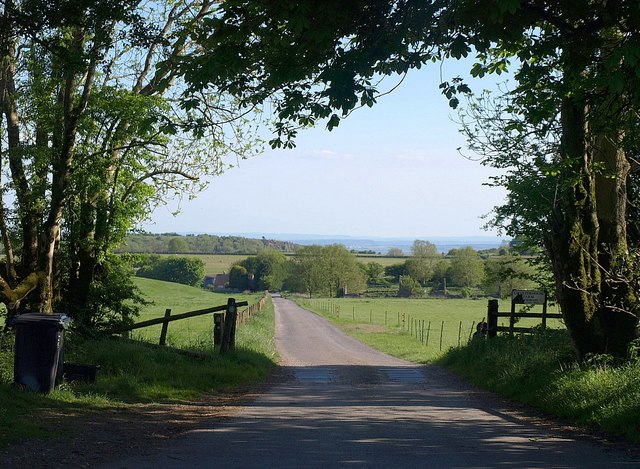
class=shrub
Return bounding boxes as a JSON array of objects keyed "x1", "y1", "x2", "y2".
[{"x1": 136, "y1": 257, "x2": 205, "y2": 287}]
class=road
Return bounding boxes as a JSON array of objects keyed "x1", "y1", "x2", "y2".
[{"x1": 102, "y1": 296, "x2": 640, "y2": 468}]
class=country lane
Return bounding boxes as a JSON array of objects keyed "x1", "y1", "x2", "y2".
[{"x1": 100, "y1": 295, "x2": 640, "y2": 468}]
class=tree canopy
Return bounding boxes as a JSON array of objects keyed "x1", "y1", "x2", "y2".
[
  {"x1": 182, "y1": 0, "x2": 640, "y2": 358},
  {"x1": 0, "y1": 1, "x2": 259, "y2": 330}
]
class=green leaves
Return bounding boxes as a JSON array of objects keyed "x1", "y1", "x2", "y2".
[
  {"x1": 439, "y1": 78, "x2": 472, "y2": 109},
  {"x1": 450, "y1": 35, "x2": 471, "y2": 59}
]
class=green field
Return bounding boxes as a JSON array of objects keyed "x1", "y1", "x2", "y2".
[
  {"x1": 294, "y1": 296, "x2": 564, "y2": 361},
  {"x1": 156, "y1": 253, "x2": 247, "y2": 275},
  {"x1": 131, "y1": 277, "x2": 262, "y2": 347},
  {"x1": 354, "y1": 255, "x2": 406, "y2": 267},
  {"x1": 156, "y1": 253, "x2": 404, "y2": 276}
]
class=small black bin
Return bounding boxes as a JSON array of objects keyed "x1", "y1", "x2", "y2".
[
  {"x1": 63, "y1": 362, "x2": 100, "y2": 383},
  {"x1": 13, "y1": 313, "x2": 70, "y2": 393}
]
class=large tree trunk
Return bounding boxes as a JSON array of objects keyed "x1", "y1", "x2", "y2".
[
  {"x1": 548, "y1": 97, "x2": 639, "y2": 360},
  {"x1": 548, "y1": 98, "x2": 603, "y2": 360},
  {"x1": 592, "y1": 135, "x2": 639, "y2": 356}
]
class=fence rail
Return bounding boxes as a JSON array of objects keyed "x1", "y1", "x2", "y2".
[
  {"x1": 487, "y1": 299, "x2": 563, "y2": 336},
  {"x1": 111, "y1": 294, "x2": 268, "y2": 353},
  {"x1": 304, "y1": 298, "x2": 565, "y2": 353}
]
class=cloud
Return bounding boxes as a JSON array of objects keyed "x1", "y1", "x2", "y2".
[{"x1": 311, "y1": 149, "x2": 354, "y2": 161}]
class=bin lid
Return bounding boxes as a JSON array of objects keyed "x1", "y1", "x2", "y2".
[{"x1": 13, "y1": 313, "x2": 71, "y2": 329}]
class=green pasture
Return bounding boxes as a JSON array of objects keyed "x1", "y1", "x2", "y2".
[
  {"x1": 355, "y1": 255, "x2": 406, "y2": 267},
  {"x1": 294, "y1": 296, "x2": 564, "y2": 362},
  {"x1": 0, "y1": 278, "x2": 276, "y2": 448},
  {"x1": 155, "y1": 253, "x2": 246, "y2": 275},
  {"x1": 155, "y1": 253, "x2": 403, "y2": 276},
  {"x1": 131, "y1": 277, "x2": 262, "y2": 347}
]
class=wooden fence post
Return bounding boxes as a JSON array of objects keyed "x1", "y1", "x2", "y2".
[
  {"x1": 509, "y1": 297, "x2": 516, "y2": 336},
  {"x1": 159, "y1": 309, "x2": 171, "y2": 345},
  {"x1": 542, "y1": 291, "x2": 548, "y2": 330},
  {"x1": 487, "y1": 299, "x2": 498, "y2": 338},
  {"x1": 220, "y1": 298, "x2": 238, "y2": 354},
  {"x1": 213, "y1": 312, "x2": 224, "y2": 346}
]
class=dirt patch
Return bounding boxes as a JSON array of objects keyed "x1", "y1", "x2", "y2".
[
  {"x1": 343, "y1": 323, "x2": 388, "y2": 334},
  {"x1": 1, "y1": 381, "x2": 275, "y2": 469}
]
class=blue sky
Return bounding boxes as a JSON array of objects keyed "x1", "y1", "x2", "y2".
[{"x1": 144, "y1": 60, "x2": 508, "y2": 239}]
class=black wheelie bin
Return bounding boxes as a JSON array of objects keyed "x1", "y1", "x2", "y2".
[{"x1": 13, "y1": 313, "x2": 70, "y2": 393}]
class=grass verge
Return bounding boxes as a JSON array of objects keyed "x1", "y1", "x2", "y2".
[
  {"x1": 0, "y1": 283, "x2": 277, "y2": 449},
  {"x1": 439, "y1": 330, "x2": 640, "y2": 444}
]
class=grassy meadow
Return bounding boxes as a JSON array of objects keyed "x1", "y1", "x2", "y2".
[
  {"x1": 156, "y1": 253, "x2": 405, "y2": 276},
  {"x1": 0, "y1": 279, "x2": 277, "y2": 449},
  {"x1": 294, "y1": 296, "x2": 564, "y2": 362},
  {"x1": 131, "y1": 277, "x2": 262, "y2": 347}
]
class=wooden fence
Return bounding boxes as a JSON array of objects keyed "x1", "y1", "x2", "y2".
[
  {"x1": 310, "y1": 297, "x2": 564, "y2": 352},
  {"x1": 486, "y1": 298, "x2": 563, "y2": 337},
  {"x1": 111, "y1": 294, "x2": 268, "y2": 354}
]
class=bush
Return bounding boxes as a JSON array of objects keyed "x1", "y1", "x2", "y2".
[
  {"x1": 136, "y1": 256, "x2": 205, "y2": 287},
  {"x1": 229, "y1": 265, "x2": 249, "y2": 290},
  {"x1": 398, "y1": 276, "x2": 423, "y2": 297}
]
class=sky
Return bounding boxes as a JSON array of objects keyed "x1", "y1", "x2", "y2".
[{"x1": 143, "y1": 60, "x2": 509, "y2": 239}]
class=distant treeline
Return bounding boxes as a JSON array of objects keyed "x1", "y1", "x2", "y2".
[{"x1": 116, "y1": 232, "x2": 299, "y2": 254}]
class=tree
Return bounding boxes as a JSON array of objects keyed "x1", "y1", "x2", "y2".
[
  {"x1": 288, "y1": 244, "x2": 366, "y2": 297},
  {"x1": 398, "y1": 276, "x2": 423, "y2": 298},
  {"x1": 483, "y1": 255, "x2": 537, "y2": 298},
  {"x1": 385, "y1": 263, "x2": 407, "y2": 282},
  {"x1": 254, "y1": 249, "x2": 289, "y2": 291},
  {"x1": 321, "y1": 244, "x2": 366, "y2": 297},
  {"x1": 406, "y1": 240, "x2": 440, "y2": 285},
  {"x1": 387, "y1": 247, "x2": 404, "y2": 257},
  {"x1": 183, "y1": 0, "x2": 640, "y2": 358},
  {"x1": 364, "y1": 262, "x2": 385, "y2": 284},
  {"x1": 228, "y1": 265, "x2": 250, "y2": 291},
  {"x1": 432, "y1": 258, "x2": 451, "y2": 293},
  {"x1": 287, "y1": 245, "x2": 326, "y2": 297},
  {"x1": 137, "y1": 257, "x2": 205, "y2": 287},
  {"x1": 168, "y1": 238, "x2": 190, "y2": 254},
  {"x1": 0, "y1": 1, "x2": 259, "y2": 330},
  {"x1": 449, "y1": 247, "x2": 484, "y2": 289}
]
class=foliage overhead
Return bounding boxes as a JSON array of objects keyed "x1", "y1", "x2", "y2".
[
  {"x1": 0, "y1": 1, "x2": 262, "y2": 331},
  {"x1": 180, "y1": 0, "x2": 640, "y2": 359}
]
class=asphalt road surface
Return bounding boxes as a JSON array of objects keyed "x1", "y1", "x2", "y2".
[{"x1": 102, "y1": 295, "x2": 640, "y2": 468}]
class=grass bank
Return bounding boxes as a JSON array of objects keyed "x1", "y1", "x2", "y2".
[
  {"x1": 294, "y1": 296, "x2": 640, "y2": 444},
  {"x1": 439, "y1": 331, "x2": 640, "y2": 444},
  {"x1": 0, "y1": 281, "x2": 277, "y2": 449}
]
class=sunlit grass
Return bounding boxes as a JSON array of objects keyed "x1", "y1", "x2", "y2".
[
  {"x1": 0, "y1": 279, "x2": 276, "y2": 448},
  {"x1": 294, "y1": 296, "x2": 563, "y2": 361}
]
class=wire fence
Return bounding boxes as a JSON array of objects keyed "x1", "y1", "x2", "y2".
[{"x1": 305, "y1": 298, "x2": 559, "y2": 352}]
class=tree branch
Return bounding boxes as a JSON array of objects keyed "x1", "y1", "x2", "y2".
[{"x1": 121, "y1": 169, "x2": 198, "y2": 202}]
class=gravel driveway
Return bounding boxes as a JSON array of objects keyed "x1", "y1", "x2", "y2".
[{"x1": 97, "y1": 295, "x2": 640, "y2": 468}]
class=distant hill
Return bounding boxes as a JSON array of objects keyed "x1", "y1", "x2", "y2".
[
  {"x1": 118, "y1": 232, "x2": 510, "y2": 256},
  {"x1": 116, "y1": 233, "x2": 299, "y2": 254},
  {"x1": 220, "y1": 233, "x2": 510, "y2": 255}
]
